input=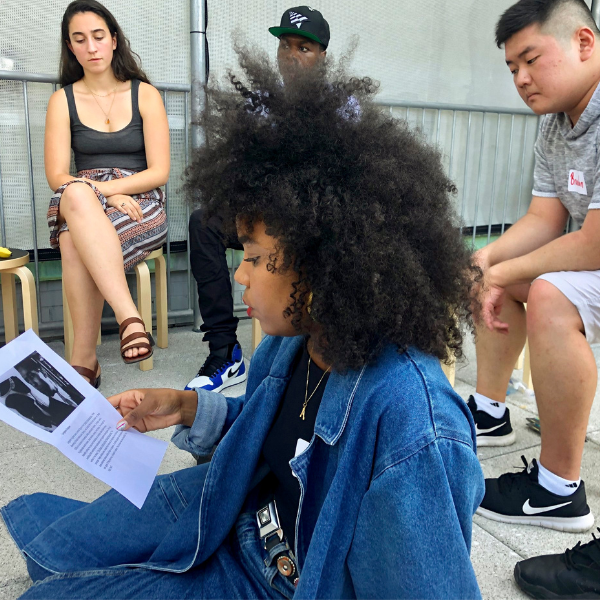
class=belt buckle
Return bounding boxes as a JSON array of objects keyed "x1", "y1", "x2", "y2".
[
  {"x1": 256, "y1": 500, "x2": 283, "y2": 547},
  {"x1": 257, "y1": 499, "x2": 299, "y2": 585}
]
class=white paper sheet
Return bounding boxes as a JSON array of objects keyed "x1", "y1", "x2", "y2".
[{"x1": 0, "y1": 330, "x2": 168, "y2": 508}]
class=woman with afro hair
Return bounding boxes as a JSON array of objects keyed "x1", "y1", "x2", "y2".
[{"x1": 1, "y1": 52, "x2": 484, "y2": 600}]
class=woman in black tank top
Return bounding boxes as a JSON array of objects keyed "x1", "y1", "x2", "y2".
[{"x1": 44, "y1": 0, "x2": 170, "y2": 385}]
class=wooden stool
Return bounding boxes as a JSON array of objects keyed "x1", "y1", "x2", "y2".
[
  {"x1": 514, "y1": 304, "x2": 533, "y2": 391},
  {"x1": 0, "y1": 249, "x2": 39, "y2": 343},
  {"x1": 63, "y1": 248, "x2": 168, "y2": 371},
  {"x1": 135, "y1": 248, "x2": 168, "y2": 371},
  {"x1": 518, "y1": 339, "x2": 533, "y2": 390},
  {"x1": 251, "y1": 317, "x2": 263, "y2": 352},
  {"x1": 441, "y1": 357, "x2": 456, "y2": 388}
]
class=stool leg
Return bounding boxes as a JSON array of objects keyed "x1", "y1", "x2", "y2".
[
  {"x1": 523, "y1": 338, "x2": 533, "y2": 391},
  {"x1": 515, "y1": 347, "x2": 525, "y2": 371},
  {"x1": 441, "y1": 357, "x2": 456, "y2": 388},
  {"x1": 62, "y1": 283, "x2": 74, "y2": 362},
  {"x1": 154, "y1": 254, "x2": 168, "y2": 349},
  {"x1": 1, "y1": 272, "x2": 19, "y2": 343},
  {"x1": 251, "y1": 317, "x2": 263, "y2": 352},
  {"x1": 515, "y1": 303, "x2": 526, "y2": 370},
  {"x1": 136, "y1": 261, "x2": 153, "y2": 371},
  {"x1": 11, "y1": 266, "x2": 38, "y2": 335}
]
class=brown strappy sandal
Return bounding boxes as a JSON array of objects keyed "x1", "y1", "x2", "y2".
[
  {"x1": 72, "y1": 361, "x2": 101, "y2": 389},
  {"x1": 119, "y1": 316, "x2": 154, "y2": 364}
]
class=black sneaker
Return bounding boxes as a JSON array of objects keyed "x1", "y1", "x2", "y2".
[
  {"x1": 476, "y1": 456, "x2": 594, "y2": 533},
  {"x1": 467, "y1": 395, "x2": 515, "y2": 447},
  {"x1": 514, "y1": 529, "x2": 600, "y2": 599}
]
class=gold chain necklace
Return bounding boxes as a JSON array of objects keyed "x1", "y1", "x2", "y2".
[
  {"x1": 82, "y1": 79, "x2": 119, "y2": 124},
  {"x1": 299, "y1": 356, "x2": 331, "y2": 420}
]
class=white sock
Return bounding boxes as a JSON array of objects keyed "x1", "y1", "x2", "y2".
[
  {"x1": 537, "y1": 461, "x2": 580, "y2": 497},
  {"x1": 473, "y1": 393, "x2": 506, "y2": 419}
]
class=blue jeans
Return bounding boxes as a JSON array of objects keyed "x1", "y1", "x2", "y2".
[{"x1": 3, "y1": 489, "x2": 296, "y2": 599}]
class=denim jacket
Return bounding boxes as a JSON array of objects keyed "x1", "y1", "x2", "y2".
[
  {"x1": 167, "y1": 335, "x2": 484, "y2": 599},
  {"x1": 10, "y1": 335, "x2": 483, "y2": 598}
]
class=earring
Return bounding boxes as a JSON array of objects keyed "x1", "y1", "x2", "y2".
[{"x1": 306, "y1": 291, "x2": 317, "y2": 321}]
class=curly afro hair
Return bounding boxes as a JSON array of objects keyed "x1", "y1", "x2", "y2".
[{"x1": 185, "y1": 50, "x2": 477, "y2": 372}]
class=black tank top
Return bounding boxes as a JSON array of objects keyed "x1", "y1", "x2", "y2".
[{"x1": 64, "y1": 79, "x2": 148, "y2": 172}]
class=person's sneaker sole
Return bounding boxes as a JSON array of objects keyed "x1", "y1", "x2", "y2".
[
  {"x1": 476, "y1": 430, "x2": 516, "y2": 447},
  {"x1": 514, "y1": 562, "x2": 600, "y2": 599},
  {"x1": 476, "y1": 506, "x2": 595, "y2": 533}
]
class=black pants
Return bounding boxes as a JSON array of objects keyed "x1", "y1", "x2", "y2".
[{"x1": 189, "y1": 208, "x2": 243, "y2": 352}]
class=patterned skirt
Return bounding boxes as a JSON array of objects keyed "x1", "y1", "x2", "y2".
[{"x1": 47, "y1": 168, "x2": 168, "y2": 271}]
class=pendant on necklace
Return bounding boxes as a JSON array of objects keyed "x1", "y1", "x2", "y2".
[{"x1": 105, "y1": 118, "x2": 110, "y2": 124}]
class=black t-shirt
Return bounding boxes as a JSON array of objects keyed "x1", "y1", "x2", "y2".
[{"x1": 261, "y1": 341, "x2": 330, "y2": 551}]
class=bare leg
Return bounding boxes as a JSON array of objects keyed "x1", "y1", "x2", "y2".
[
  {"x1": 475, "y1": 283, "x2": 530, "y2": 403},
  {"x1": 528, "y1": 280, "x2": 596, "y2": 480},
  {"x1": 59, "y1": 183, "x2": 148, "y2": 359},
  {"x1": 60, "y1": 232, "x2": 103, "y2": 379}
]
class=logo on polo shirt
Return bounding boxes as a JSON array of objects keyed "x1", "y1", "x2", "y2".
[
  {"x1": 289, "y1": 11, "x2": 308, "y2": 28},
  {"x1": 568, "y1": 169, "x2": 588, "y2": 195}
]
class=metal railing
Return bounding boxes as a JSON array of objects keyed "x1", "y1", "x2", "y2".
[
  {"x1": 381, "y1": 99, "x2": 539, "y2": 247},
  {"x1": 0, "y1": 70, "x2": 539, "y2": 336}
]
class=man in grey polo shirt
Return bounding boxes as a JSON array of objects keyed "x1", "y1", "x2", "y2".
[{"x1": 467, "y1": 0, "x2": 600, "y2": 548}]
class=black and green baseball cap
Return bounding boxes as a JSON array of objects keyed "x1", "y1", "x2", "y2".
[{"x1": 269, "y1": 6, "x2": 330, "y2": 49}]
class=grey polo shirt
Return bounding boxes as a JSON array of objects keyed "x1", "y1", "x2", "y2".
[{"x1": 532, "y1": 83, "x2": 600, "y2": 228}]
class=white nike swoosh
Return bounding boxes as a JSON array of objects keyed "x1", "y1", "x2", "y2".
[
  {"x1": 522, "y1": 499, "x2": 572, "y2": 515},
  {"x1": 476, "y1": 423, "x2": 506, "y2": 434}
]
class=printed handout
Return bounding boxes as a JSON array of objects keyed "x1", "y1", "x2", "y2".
[{"x1": 0, "y1": 330, "x2": 168, "y2": 508}]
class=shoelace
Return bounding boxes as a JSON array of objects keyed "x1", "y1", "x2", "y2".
[
  {"x1": 497, "y1": 455, "x2": 531, "y2": 495},
  {"x1": 564, "y1": 529, "x2": 600, "y2": 571},
  {"x1": 196, "y1": 353, "x2": 231, "y2": 379}
]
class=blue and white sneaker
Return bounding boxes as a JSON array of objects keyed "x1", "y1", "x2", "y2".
[{"x1": 185, "y1": 343, "x2": 247, "y2": 392}]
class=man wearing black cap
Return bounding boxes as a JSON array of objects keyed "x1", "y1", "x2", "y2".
[
  {"x1": 270, "y1": 6, "x2": 329, "y2": 82},
  {"x1": 185, "y1": 7, "x2": 331, "y2": 394}
]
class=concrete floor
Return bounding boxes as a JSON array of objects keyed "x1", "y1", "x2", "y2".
[{"x1": 1, "y1": 320, "x2": 599, "y2": 599}]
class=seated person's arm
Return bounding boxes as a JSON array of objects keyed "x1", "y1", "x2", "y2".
[
  {"x1": 482, "y1": 115, "x2": 600, "y2": 286},
  {"x1": 108, "y1": 387, "x2": 245, "y2": 457},
  {"x1": 475, "y1": 195, "x2": 568, "y2": 270},
  {"x1": 489, "y1": 204, "x2": 600, "y2": 289},
  {"x1": 44, "y1": 90, "x2": 75, "y2": 193},
  {"x1": 97, "y1": 83, "x2": 170, "y2": 198}
]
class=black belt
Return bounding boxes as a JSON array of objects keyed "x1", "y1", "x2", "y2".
[{"x1": 257, "y1": 499, "x2": 299, "y2": 587}]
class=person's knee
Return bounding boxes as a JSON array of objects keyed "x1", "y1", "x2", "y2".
[
  {"x1": 61, "y1": 183, "x2": 95, "y2": 216},
  {"x1": 527, "y1": 279, "x2": 580, "y2": 337}
]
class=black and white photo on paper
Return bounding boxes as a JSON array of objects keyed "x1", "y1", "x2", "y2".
[{"x1": 0, "y1": 352, "x2": 84, "y2": 433}]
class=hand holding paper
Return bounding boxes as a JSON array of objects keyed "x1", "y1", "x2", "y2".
[
  {"x1": 109, "y1": 388, "x2": 198, "y2": 433},
  {"x1": 0, "y1": 330, "x2": 169, "y2": 508}
]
